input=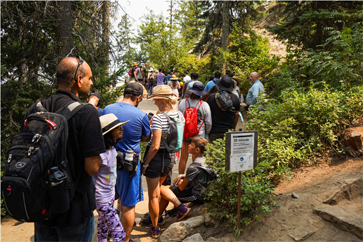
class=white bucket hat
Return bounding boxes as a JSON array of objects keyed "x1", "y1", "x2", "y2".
[{"x1": 99, "y1": 114, "x2": 129, "y2": 135}]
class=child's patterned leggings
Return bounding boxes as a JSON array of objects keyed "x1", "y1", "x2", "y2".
[{"x1": 96, "y1": 200, "x2": 126, "y2": 242}]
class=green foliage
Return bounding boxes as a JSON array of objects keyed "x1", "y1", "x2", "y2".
[
  {"x1": 204, "y1": 136, "x2": 277, "y2": 234},
  {"x1": 246, "y1": 86, "x2": 363, "y2": 168},
  {"x1": 267, "y1": 1, "x2": 363, "y2": 50},
  {"x1": 266, "y1": 22, "x2": 363, "y2": 98}
]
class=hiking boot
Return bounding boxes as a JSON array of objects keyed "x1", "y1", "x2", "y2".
[
  {"x1": 149, "y1": 225, "x2": 160, "y2": 239},
  {"x1": 176, "y1": 205, "x2": 191, "y2": 221},
  {"x1": 141, "y1": 215, "x2": 165, "y2": 226}
]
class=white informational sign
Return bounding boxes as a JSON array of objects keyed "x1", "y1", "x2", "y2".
[{"x1": 230, "y1": 133, "x2": 255, "y2": 172}]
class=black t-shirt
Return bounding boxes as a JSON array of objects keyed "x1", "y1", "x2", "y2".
[
  {"x1": 24, "y1": 90, "x2": 106, "y2": 227},
  {"x1": 207, "y1": 91, "x2": 240, "y2": 134}
]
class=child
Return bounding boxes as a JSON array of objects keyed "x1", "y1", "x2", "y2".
[
  {"x1": 93, "y1": 114, "x2": 129, "y2": 242},
  {"x1": 157, "y1": 137, "x2": 210, "y2": 221}
]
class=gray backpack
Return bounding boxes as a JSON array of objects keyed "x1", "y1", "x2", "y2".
[{"x1": 137, "y1": 68, "x2": 143, "y2": 79}]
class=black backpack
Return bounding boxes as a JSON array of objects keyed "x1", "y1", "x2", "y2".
[
  {"x1": 1, "y1": 99, "x2": 88, "y2": 222},
  {"x1": 197, "y1": 165, "x2": 218, "y2": 189},
  {"x1": 215, "y1": 89, "x2": 235, "y2": 113}
]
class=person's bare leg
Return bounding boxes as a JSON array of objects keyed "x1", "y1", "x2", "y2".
[
  {"x1": 146, "y1": 177, "x2": 161, "y2": 228},
  {"x1": 179, "y1": 142, "x2": 190, "y2": 174},
  {"x1": 121, "y1": 205, "x2": 135, "y2": 242},
  {"x1": 160, "y1": 185, "x2": 182, "y2": 208}
]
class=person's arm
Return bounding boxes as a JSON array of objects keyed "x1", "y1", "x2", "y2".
[
  {"x1": 233, "y1": 111, "x2": 239, "y2": 130},
  {"x1": 173, "y1": 174, "x2": 190, "y2": 191},
  {"x1": 84, "y1": 155, "x2": 102, "y2": 176},
  {"x1": 141, "y1": 134, "x2": 151, "y2": 142},
  {"x1": 142, "y1": 129, "x2": 161, "y2": 173},
  {"x1": 204, "y1": 103, "x2": 212, "y2": 134},
  {"x1": 134, "y1": 68, "x2": 138, "y2": 79},
  {"x1": 250, "y1": 85, "x2": 260, "y2": 105},
  {"x1": 182, "y1": 83, "x2": 187, "y2": 98}
]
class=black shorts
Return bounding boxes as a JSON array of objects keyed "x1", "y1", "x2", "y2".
[{"x1": 143, "y1": 146, "x2": 173, "y2": 179}]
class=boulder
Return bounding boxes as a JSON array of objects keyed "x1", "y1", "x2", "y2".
[
  {"x1": 204, "y1": 213, "x2": 219, "y2": 227},
  {"x1": 159, "y1": 216, "x2": 205, "y2": 242},
  {"x1": 182, "y1": 233, "x2": 204, "y2": 242}
]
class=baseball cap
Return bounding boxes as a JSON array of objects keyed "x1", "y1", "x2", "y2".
[
  {"x1": 124, "y1": 83, "x2": 143, "y2": 96},
  {"x1": 88, "y1": 90, "x2": 100, "y2": 99}
]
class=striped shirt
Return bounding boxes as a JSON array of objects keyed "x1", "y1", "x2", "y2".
[{"x1": 148, "y1": 110, "x2": 185, "y2": 148}]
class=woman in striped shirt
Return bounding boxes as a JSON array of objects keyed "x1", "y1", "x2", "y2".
[{"x1": 142, "y1": 85, "x2": 186, "y2": 238}]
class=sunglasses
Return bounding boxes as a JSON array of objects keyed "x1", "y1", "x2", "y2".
[
  {"x1": 74, "y1": 56, "x2": 84, "y2": 81},
  {"x1": 117, "y1": 125, "x2": 123, "y2": 130}
]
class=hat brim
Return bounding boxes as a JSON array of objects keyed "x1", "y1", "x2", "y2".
[
  {"x1": 148, "y1": 95, "x2": 178, "y2": 101},
  {"x1": 231, "y1": 76, "x2": 241, "y2": 85},
  {"x1": 215, "y1": 79, "x2": 233, "y2": 92},
  {"x1": 189, "y1": 89, "x2": 206, "y2": 96},
  {"x1": 170, "y1": 78, "x2": 179, "y2": 81},
  {"x1": 102, "y1": 120, "x2": 130, "y2": 135}
]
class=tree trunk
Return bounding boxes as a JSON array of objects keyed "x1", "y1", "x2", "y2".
[
  {"x1": 102, "y1": 0, "x2": 110, "y2": 73},
  {"x1": 221, "y1": 1, "x2": 229, "y2": 75},
  {"x1": 55, "y1": 1, "x2": 74, "y2": 60}
]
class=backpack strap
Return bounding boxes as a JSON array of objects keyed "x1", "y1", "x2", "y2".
[
  {"x1": 186, "y1": 98, "x2": 191, "y2": 108},
  {"x1": 56, "y1": 101, "x2": 90, "y2": 120}
]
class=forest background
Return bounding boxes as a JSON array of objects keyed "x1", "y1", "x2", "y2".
[{"x1": 1, "y1": 0, "x2": 362, "y2": 233}]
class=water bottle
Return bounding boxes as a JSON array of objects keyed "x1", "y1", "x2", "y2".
[{"x1": 240, "y1": 94, "x2": 244, "y2": 104}]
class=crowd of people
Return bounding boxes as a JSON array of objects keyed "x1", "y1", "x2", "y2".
[{"x1": 25, "y1": 57, "x2": 264, "y2": 242}]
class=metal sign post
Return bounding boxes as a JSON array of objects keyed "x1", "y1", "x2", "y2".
[{"x1": 225, "y1": 131, "x2": 258, "y2": 229}]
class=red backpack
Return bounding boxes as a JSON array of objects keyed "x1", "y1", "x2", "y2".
[
  {"x1": 183, "y1": 99, "x2": 204, "y2": 140},
  {"x1": 128, "y1": 67, "x2": 135, "y2": 77}
]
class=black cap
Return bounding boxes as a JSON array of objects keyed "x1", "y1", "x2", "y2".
[
  {"x1": 184, "y1": 70, "x2": 189, "y2": 74},
  {"x1": 124, "y1": 83, "x2": 143, "y2": 96},
  {"x1": 167, "y1": 70, "x2": 171, "y2": 74},
  {"x1": 215, "y1": 75, "x2": 233, "y2": 92},
  {"x1": 88, "y1": 90, "x2": 100, "y2": 99}
]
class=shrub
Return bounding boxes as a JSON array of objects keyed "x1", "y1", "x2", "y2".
[
  {"x1": 204, "y1": 136, "x2": 277, "y2": 236},
  {"x1": 246, "y1": 85, "x2": 363, "y2": 168}
]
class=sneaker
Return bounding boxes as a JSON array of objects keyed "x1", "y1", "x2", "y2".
[
  {"x1": 149, "y1": 225, "x2": 160, "y2": 239},
  {"x1": 166, "y1": 207, "x2": 178, "y2": 217},
  {"x1": 162, "y1": 209, "x2": 169, "y2": 219},
  {"x1": 176, "y1": 205, "x2": 191, "y2": 221},
  {"x1": 141, "y1": 215, "x2": 165, "y2": 226}
]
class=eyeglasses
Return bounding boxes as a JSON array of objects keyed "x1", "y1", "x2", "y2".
[
  {"x1": 74, "y1": 56, "x2": 84, "y2": 81},
  {"x1": 118, "y1": 125, "x2": 123, "y2": 130}
]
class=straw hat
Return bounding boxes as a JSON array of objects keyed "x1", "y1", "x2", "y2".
[
  {"x1": 170, "y1": 75, "x2": 179, "y2": 81},
  {"x1": 231, "y1": 76, "x2": 241, "y2": 85},
  {"x1": 148, "y1": 85, "x2": 177, "y2": 100},
  {"x1": 100, "y1": 114, "x2": 129, "y2": 135},
  {"x1": 132, "y1": 62, "x2": 137, "y2": 66}
]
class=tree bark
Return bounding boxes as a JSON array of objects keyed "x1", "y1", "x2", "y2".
[
  {"x1": 55, "y1": 1, "x2": 74, "y2": 60},
  {"x1": 221, "y1": 1, "x2": 229, "y2": 75},
  {"x1": 102, "y1": 0, "x2": 110, "y2": 74}
]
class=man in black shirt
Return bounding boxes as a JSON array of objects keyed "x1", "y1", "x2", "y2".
[
  {"x1": 24, "y1": 56, "x2": 106, "y2": 241},
  {"x1": 207, "y1": 75, "x2": 240, "y2": 143}
]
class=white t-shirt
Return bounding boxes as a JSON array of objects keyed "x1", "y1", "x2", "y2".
[
  {"x1": 178, "y1": 98, "x2": 212, "y2": 138},
  {"x1": 183, "y1": 75, "x2": 191, "y2": 83},
  {"x1": 148, "y1": 110, "x2": 185, "y2": 148}
]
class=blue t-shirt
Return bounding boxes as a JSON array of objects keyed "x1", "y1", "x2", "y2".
[
  {"x1": 102, "y1": 102, "x2": 151, "y2": 207},
  {"x1": 165, "y1": 75, "x2": 171, "y2": 84},
  {"x1": 205, "y1": 79, "x2": 218, "y2": 92},
  {"x1": 103, "y1": 102, "x2": 150, "y2": 155}
]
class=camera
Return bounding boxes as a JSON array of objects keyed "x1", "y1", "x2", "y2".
[{"x1": 116, "y1": 149, "x2": 140, "y2": 177}]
